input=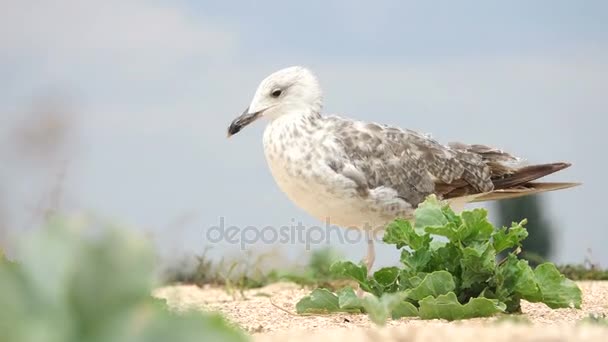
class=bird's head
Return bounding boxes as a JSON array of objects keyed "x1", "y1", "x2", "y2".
[{"x1": 227, "y1": 66, "x2": 322, "y2": 137}]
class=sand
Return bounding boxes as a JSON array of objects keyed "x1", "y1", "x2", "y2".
[{"x1": 154, "y1": 281, "x2": 608, "y2": 341}]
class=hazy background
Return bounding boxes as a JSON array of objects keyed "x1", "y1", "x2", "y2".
[{"x1": 1, "y1": 0, "x2": 606, "y2": 268}]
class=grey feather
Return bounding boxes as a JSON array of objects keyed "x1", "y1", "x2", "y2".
[{"x1": 325, "y1": 116, "x2": 497, "y2": 208}]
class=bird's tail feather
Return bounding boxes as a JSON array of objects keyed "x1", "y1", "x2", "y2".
[
  {"x1": 453, "y1": 182, "x2": 580, "y2": 204},
  {"x1": 492, "y1": 162, "x2": 571, "y2": 189}
]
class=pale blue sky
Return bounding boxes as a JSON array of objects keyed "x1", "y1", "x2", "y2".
[{"x1": 1, "y1": 1, "x2": 607, "y2": 267}]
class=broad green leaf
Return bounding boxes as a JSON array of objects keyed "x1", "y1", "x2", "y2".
[
  {"x1": 330, "y1": 261, "x2": 367, "y2": 283},
  {"x1": 534, "y1": 263, "x2": 582, "y2": 309},
  {"x1": 360, "y1": 296, "x2": 389, "y2": 325},
  {"x1": 337, "y1": 287, "x2": 363, "y2": 311},
  {"x1": 459, "y1": 209, "x2": 494, "y2": 242},
  {"x1": 425, "y1": 223, "x2": 459, "y2": 241},
  {"x1": 418, "y1": 292, "x2": 505, "y2": 320},
  {"x1": 391, "y1": 301, "x2": 419, "y2": 319},
  {"x1": 330, "y1": 261, "x2": 377, "y2": 294},
  {"x1": 427, "y1": 244, "x2": 461, "y2": 275},
  {"x1": 297, "y1": 287, "x2": 366, "y2": 315},
  {"x1": 429, "y1": 239, "x2": 448, "y2": 250},
  {"x1": 493, "y1": 255, "x2": 540, "y2": 312},
  {"x1": 295, "y1": 288, "x2": 340, "y2": 314},
  {"x1": 460, "y1": 242, "x2": 496, "y2": 289},
  {"x1": 441, "y1": 206, "x2": 462, "y2": 226},
  {"x1": 400, "y1": 249, "x2": 432, "y2": 273},
  {"x1": 407, "y1": 271, "x2": 456, "y2": 300},
  {"x1": 508, "y1": 257, "x2": 542, "y2": 301},
  {"x1": 361, "y1": 292, "x2": 411, "y2": 325},
  {"x1": 399, "y1": 272, "x2": 423, "y2": 290},
  {"x1": 414, "y1": 195, "x2": 450, "y2": 229},
  {"x1": 514, "y1": 264, "x2": 541, "y2": 300},
  {"x1": 383, "y1": 219, "x2": 431, "y2": 250},
  {"x1": 373, "y1": 267, "x2": 400, "y2": 292},
  {"x1": 492, "y1": 220, "x2": 528, "y2": 253}
]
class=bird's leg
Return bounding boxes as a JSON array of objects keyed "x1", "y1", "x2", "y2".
[
  {"x1": 365, "y1": 236, "x2": 376, "y2": 276},
  {"x1": 356, "y1": 235, "x2": 376, "y2": 298}
]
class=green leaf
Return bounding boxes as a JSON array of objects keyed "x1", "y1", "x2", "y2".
[
  {"x1": 494, "y1": 257, "x2": 583, "y2": 312},
  {"x1": 494, "y1": 255, "x2": 540, "y2": 311},
  {"x1": 459, "y1": 209, "x2": 495, "y2": 242},
  {"x1": 337, "y1": 287, "x2": 363, "y2": 311},
  {"x1": 492, "y1": 220, "x2": 529, "y2": 253},
  {"x1": 330, "y1": 261, "x2": 367, "y2": 283},
  {"x1": 428, "y1": 244, "x2": 462, "y2": 275},
  {"x1": 361, "y1": 292, "x2": 414, "y2": 325},
  {"x1": 534, "y1": 263, "x2": 582, "y2": 309},
  {"x1": 295, "y1": 288, "x2": 340, "y2": 314},
  {"x1": 424, "y1": 223, "x2": 459, "y2": 241},
  {"x1": 425, "y1": 209, "x2": 494, "y2": 245},
  {"x1": 418, "y1": 292, "x2": 505, "y2": 320},
  {"x1": 360, "y1": 296, "x2": 389, "y2": 325},
  {"x1": 416, "y1": 195, "x2": 462, "y2": 228},
  {"x1": 391, "y1": 301, "x2": 419, "y2": 319},
  {"x1": 383, "y1": 219, "x2": 431, "y2": 250},
  {"x1": 398, "y1": 271, "x2": 423, "y2": 290},
  {"x1": 297, "y1": 287, "x2": 367, "y2": 315},
  {"x1": 414, "y1": 195, "x2": 454, "y2": 229},
  {"x1": 508, "y1": 256, "x2": 541, "y2": 300},
  {"x1": 514, "y1": 264, "x2": 541, "y2": 300},
  {"x1": 460, "y1": 242, "x2": 496, "y2": 289},
  {"x1": 400, "y1": 249, "x2": 432, "y2": 273},
  {"x1": 407, "y1": 271, "x2": 456, "y2": 300},
  {"x1": 373, "y1": 267, "x2": 400, "y2": 292}
]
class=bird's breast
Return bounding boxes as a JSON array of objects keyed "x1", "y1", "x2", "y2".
[
  {"x1": 263, "y1": 118, "x2": 318, "y2": 194},
  {"x1": 261, "y1": 118, "x2": 387, "y2": 228}
]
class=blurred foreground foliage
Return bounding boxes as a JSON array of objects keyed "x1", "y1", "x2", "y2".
[
  {"x1": 0, "y1": 218, "x2": 247, "y2": 342},
  {"x1": 580, "y1": 313, "x2": 608, "y2": 326}
]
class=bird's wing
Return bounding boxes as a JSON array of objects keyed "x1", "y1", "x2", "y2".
[{"x1": 324, "y1": 116, "x2": 497, "y2": 207}]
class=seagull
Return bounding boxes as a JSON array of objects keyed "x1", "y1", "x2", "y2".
[{"x1": 227, "y1": 66, "x2": 578, "y2": 274}]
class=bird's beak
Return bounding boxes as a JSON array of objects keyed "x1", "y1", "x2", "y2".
[{"x1": 227, "y1": 107, "x2": 262, "y2": 137}]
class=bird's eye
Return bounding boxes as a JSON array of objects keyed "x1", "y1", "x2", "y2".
[{"x1": 271, "y1": 89, "x2": 282, "y2": 98}]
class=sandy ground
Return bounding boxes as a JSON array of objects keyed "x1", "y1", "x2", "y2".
[{"x1": 154, "y1": 281, "x2": 608, "y2": 341}]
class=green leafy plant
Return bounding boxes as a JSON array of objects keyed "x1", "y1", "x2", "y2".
[
  {"x1": 296, "y1": 196, "x2": 582, "y2": 324},
  {"x1": 0, "y1": 218, "x2": 247, "y2": 342}
]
